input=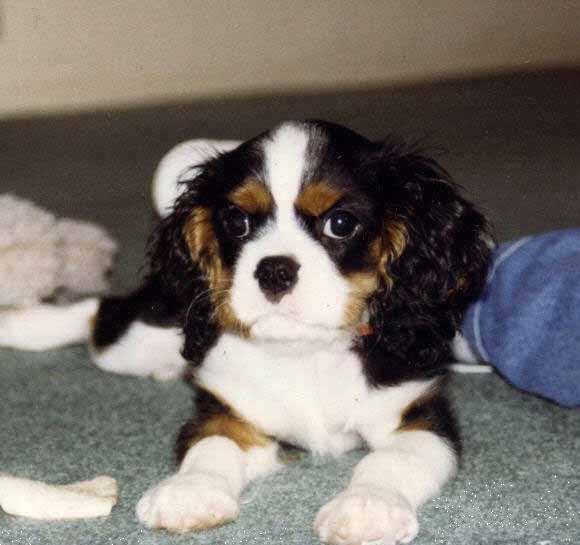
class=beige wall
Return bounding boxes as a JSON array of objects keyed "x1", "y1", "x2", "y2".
[{"x1": 1, "y1": 1, "x2": 579, "y2": 118}]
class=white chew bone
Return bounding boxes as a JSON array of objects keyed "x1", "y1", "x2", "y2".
[{"x1": 0, "y1": 474, "x2": 117, "y2": 520}]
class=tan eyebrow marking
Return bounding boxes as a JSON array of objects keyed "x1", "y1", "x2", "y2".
[
  {"x1": 295, "y1": 181, "x2": 344, "y2": 217},
  {"x1": 228, "y1": 179, "x2": 273, "y2": 215}
]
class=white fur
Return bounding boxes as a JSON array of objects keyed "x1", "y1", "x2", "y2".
[
  {"x1": 230, "y1": 123, "x2": 352, "y2": 340},
  {"x1": 197, "y1": 333, "x2": 363, "y2": 455},
  {"x1": 451, "y1": 332, "x2": 479, "y2": 364},
  {"x1": 152, "y1": 139, "x2": 240, "y2": 217},
  {"x1": 262, "y1": 122, "x2": 310, "y2": 217},
  {"x1": 146, "y1": 330, "x2": 451, "y2": 542},
  {"x1": 450, "y1": 333, "x2": 493, "y2": 374},
  {"x1": 137, "y1": 436, "x2": 281, "y2": 532},
  {"x1": 315, "y1": 431, "x2": 457, "y2": 544},
  {"x1": 196, "y1": 333, "x2": 435, "y2": 456},
  {"x1": 91, "y1": 321, "x2": 186, "y2": 381},
  {"x1": 244, "y1": 442, "x2": 283, "y2": 483},
  {"x1": 354, "y1": 381, "x2": 442, "y2": 448},
  {"x1": 0, "y1": 299, "x2": 98, "y2": 351},
  {"x1": 314, "y1": 485, "x2": 418, "y2": 545},
  {"x1": 137, "y1": 437, "x2": 242, "y2": 532}
]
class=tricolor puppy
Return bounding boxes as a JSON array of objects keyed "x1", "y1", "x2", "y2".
[{"x1": 0, "y1": 121, "x2": 491, "y2": 544}]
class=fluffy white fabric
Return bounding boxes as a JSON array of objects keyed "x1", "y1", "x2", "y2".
[{"x1": 0, "y1": 194, "x2": 116, "y2": 307}]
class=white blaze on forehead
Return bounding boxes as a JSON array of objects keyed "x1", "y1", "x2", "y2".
[
  {"x1": 262, "y1": 123, "x2": 310, "y2": 222},
  {"x1": 229, "y1": 122, "x2": 352, "y2": 338}
]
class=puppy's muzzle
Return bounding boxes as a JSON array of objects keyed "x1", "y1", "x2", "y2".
[{"x1": 254, "y1": 255, "x2": 300, "y2": 303}]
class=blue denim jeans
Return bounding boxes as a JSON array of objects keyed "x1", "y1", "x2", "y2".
[{"x1": 461, "y1": 229, "x2": 580, "y2": 408}]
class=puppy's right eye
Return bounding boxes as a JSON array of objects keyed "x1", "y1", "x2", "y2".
[
  {"x1": 322, "y1": 210, "x2": 359, "y2": 240},
  {"x1": 222, "y1": 206, "x2": 251, "y2": 239}
]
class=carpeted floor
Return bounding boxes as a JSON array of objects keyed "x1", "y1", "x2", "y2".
[
  {"x1": 1, "y1": 68, "x2": 579, "y2": 544},
  {"x1": 1, "y1": 351, "x2": 578, "y2": 545}
]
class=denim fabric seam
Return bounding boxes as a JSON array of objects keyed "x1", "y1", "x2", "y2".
[{"x1": 471, "y1": 236, "x2": 533, "y2": 362}]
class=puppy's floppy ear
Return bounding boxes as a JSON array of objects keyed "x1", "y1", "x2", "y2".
[
  {"x1": 376, "y1": 146, "x2": 492, "y2": 317},
  {"x1": 147, "y1": 189, "x2": 199, "y2": 301},
  {"x1": 147, "y1": 167, "x2": 219, "y2": 364},
  {"x1": 152, "y1": 139, "x2": 241, "y2": 217},
  {"x1": 360, "y1": 145, "x2": 492, "y2": 384}
]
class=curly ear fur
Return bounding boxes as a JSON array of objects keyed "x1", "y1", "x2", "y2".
[
  {"x1": 146, "y1": 176, "x2": 219, "y2": 365},
  {"x1": 359, "y1": 145, "x2": 492, "y2": 386}
]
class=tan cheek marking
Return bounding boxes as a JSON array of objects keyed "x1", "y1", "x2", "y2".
[
  {"x1": 228, "y1": 179, "x2": 273, "y2": 215},
  {"x1": 383, "y1": 221, "x2": 407, "y2": 260},
  {"x1": 183, "y1": 207, "x2": 218, "y2": 267},
  {"x1": 342, "y1": 221, "x2": 407, "y2": 330},
  {"x1": 295, "y1": 181, "x2": 344, "y2": 217},
  {"x1": 215, "y1": 304, "x2": 250, "y2": 338},
  {"x1": 342, "y1": 271, "x2": 379, "y2": 329},
  {"x1": 184, "y1": 206, "x2": 226, "y2": 295},
  {"x1": 183, "y1": 207, "x2": 249, "y2": 337},
  {"x1": 373, "y1": 221, "x2": 408, "y2": 287}
]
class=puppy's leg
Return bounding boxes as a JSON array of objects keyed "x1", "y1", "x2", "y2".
[
  {"x1": 137, "y1": 390, "x2": 282, "y2": 533},
  {"x1": 89, "y1": 292, "x2": 185, "y2": 380},
  {"x1": 0, "y1": 299, "x2": 99, "y2": 351},
  {"x1": 0, "y1": 281, "x2": 186, "y2": 380},
  {"x1": 315, "y1": 395, "x2": 459, "y2": 545}
]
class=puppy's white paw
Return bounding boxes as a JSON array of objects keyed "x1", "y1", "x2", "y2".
[
  {"x1": 136, "y1": 473, "x2": 239, "y2": 533},
  {"x1": 314, "y1": 486, "x2": 418, "y2": 545}
]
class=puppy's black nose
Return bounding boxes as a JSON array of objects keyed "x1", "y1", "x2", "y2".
[{"x1": 254, "y1": 255, "x2": 300, "y2": 303}]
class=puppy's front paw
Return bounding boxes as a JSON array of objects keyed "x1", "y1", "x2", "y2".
[
  {"x1": 136, "y1": 473, "x2": 239, "y2": 533},
  {"x1": 314, "y1": 486, "x2": 418, "y2": 545}
]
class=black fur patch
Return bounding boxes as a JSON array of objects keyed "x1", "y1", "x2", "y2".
[
  {"x1": 297, "y1": 121, "x2": 384, "y2": 276},
  {"x1": 175, "y1": 388, "x2": 226, "y2": 464},
  {"x1": 92, "y1": 277, "x2": 182, "y2": 349},
  {"x1": 399, "y1": 390, "x2": 462, "y2": 457},
  {"x1": 351, "y1": 141, "x2": 491, "y2": 387}
]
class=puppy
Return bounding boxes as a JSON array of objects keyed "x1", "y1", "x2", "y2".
[{"x1": 0, "y1": 121, "x2": 491, "y2": 544}]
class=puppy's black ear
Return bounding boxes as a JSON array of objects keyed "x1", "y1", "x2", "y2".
[
  {"x1": 362, "y1": 145, "x2": 492, "y2": 384},
  {"x1": 383, "y1": 148, "x2": 491, "y2": 318},
  {"x1": 147, "y1": 182, "x2": 218, "y2": 364}
]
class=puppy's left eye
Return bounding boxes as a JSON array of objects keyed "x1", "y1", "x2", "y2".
[
  {"x1": 222, "y1": 206, "x2": 251, "y2": 239},
  {"x1": 322, "y1": 210, "x2": 359, "y2": 240}
]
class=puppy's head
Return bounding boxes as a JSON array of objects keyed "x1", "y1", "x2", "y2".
[{"x1": 150, "y1": 121, "x2": 491, "y2": 353}]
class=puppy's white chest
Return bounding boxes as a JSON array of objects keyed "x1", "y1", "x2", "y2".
[{"x1": 196, "y1": 334, "x2": 368, "y2": 455}]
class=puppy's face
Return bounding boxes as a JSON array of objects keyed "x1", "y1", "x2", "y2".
[
  {"x1": 159, "y1": 120, "x2": 490, "y2": 348},
  {"x1": 182, "y1": 122, "x2": 399, "y2": 341}
]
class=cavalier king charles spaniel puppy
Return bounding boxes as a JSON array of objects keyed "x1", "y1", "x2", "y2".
[{"x1": 0, "y1": 121, "x2": 491, "y2": 544}]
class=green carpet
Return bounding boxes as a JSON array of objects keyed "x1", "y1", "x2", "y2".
[{"x1": 1, "y1": 346, "x2": 578, "y2": 544}]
